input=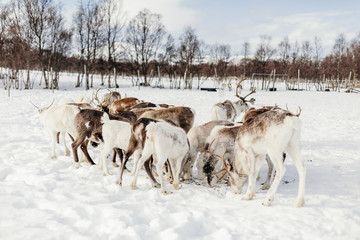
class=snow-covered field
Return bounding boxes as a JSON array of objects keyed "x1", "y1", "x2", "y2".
[{"x1": 0, "y1": 74, "x2": 360, "y2": 240}]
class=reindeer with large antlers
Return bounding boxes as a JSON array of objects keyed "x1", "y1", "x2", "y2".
[
  {"x1": 210, "y1": 77, "x2": 255, "y2": 122},
  {"x1": 91, "y1": 88, "x2": 121, "y2": 110}
]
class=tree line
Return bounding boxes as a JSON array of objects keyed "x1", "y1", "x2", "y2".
[{"x1": 0, "y1": 0, "x2": 359, "y2": 90}]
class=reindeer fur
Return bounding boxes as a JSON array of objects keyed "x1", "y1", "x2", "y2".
[
  {"x1": 229, "y1": 108, "x2": 305, "y2": 207},
  {"x1": 139, "y1": 106, "x2": 195, "y2": 133},
  {"x1": 124, "y1": 118, "x2": 189, "y2": 194},
  {"x1": 184, "y1": 120, "x2": 233, "y2": 180}
]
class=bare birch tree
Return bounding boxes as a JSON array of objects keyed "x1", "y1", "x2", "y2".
[
  {"x1": 101, "y1": 0, "x2": 125, "y2": 88},
  {"x1": 74, "y1": 0, "x2": 105, "y2": 90},
  {"x1": 178, "y1": 26, "x2": 201, "y2": 89},
  {"x1": 124, "y1": 8, "x2": 165, "y2": 86},
  {"x1": 241, "y1": 41, "x2": 250, "y2": 77},
  {"x1": 254, "y1": 35, "x2": 276, "y2": 89}
]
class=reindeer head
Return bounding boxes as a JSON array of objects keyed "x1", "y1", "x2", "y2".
[
  {"x1": 235, "y1": 77, "x2": 256, "y2": 112},
  {"x1": 201, "y1": 140, "x2": 229, "y2": 186}
]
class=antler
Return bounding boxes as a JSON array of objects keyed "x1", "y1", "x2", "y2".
[
  {"x1": 296, "y1": 107, "x2": 302, "y2": 117},
  {"x1": 235, "y1": 77, "x2": 246, "y2": 98},
  {"x1": 29, "y1": 100, "x2": 40, "y2": 110},
  {"x1": 242, "y1": 90, "x2": 256, "y2": 101},
  {"x1": 30, "y1": 98, "x2": 55, "y2": 110},
  {"x1": 47, "y1": 98, "x2": 55, "y2": 109},
  {"x1": 91, "y1": 88, "x2": 105, "y2": 106},
  {"x1": 235, "y1": 77, "x2": 256, "y2": 105},
  {"x1": 202, "y1": 145, "x2": 229, "y2": 184},
  {"x1": 285, "y1": 105, "x2": 302, "y2": 117}
]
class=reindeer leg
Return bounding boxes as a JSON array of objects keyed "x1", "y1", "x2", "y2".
[
  {"x1": 261, "y1": 155, "x2": 274, "y2": 190},
  {"x1": 144, "y1": 156, "x2": 160, "y2": 188},
  {"x1": 51, "y1": 131, "x2": 57, "y2": 158},
  {"x1": 71, "y1": 136, "x2": 85, "y2": 168},
  {"x1": 168, "y1": 158, "x2": 181, "y2": 190},
  {"x1": 242, "y1": 156, "x2": 263, "y2": 200},
  {"x1": 112, "y1": 148, "x2": 120, "y2": 168},
  {"x1": 100, "y1": 145, "x2": 111, "y2": 176},
  {"x1": 117, "y1": 156, "x2": 129, "y2": 186},
  {"x1": 156, "y1": 156, "x2": 171, "y2": 195},
  {"x1": 130, "y1": 150, "x2": 152, "y2": 190},
  {"x1": 62, "y1": 132, "x2": 70, "y2": 156},
  {"x1": 80, "y1": 140, "x2": 96, "y2": 165},
  {"x1": 262, "y1": 151, "x2": 286, "y2": 206},
  {"x1": 164, "y1": 160, "x2": 174, "y2": 183}
]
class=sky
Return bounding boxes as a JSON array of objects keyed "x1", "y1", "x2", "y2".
[{"x1": 60, "y1": 0, "x2": 360, "y2": 56}]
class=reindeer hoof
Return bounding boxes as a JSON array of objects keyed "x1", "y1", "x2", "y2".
[
  {"x1": 262, "y1": 197, "x2": 274, "y2": 206},
  {"x1": 130, "y1": 183, "x2": 138, "y2": 190},
  {"x1": 242, "y1": 193, "x2": 254, "y2": 200},
  {"x1": 260, "y1": 184, "x2": 270, "y2": 190},
  {"x1": 103, "y1": 171, "x2": 111, "y2": 176},
  {"x1": 116, "y1": 179, "x2": 122, "y2": 186},
  {"x1": 51, "y1": 155, "x2": 57, "y2": 159},
  {"x1": 74, "y1": 162, "x2": 81, "y2": 169},
  {"x1": 294, "y1": 198, "x2": 305, "y2": 208},
  {"x1": 152, "y1": 183, "x2": 161, "y2": 188},
  {"x1": 65, "y1": 151, "x2": 71, "y2": 156},
  {"x1": 183, "y1": 173, "x2": 190, "y2": 181},
  {"x1": 161, "y1": 189, "x2": 171, "y2": 195},
  {"x1": 112, "y1": 162, "x2": 119, "y2": 168},
  {"x1": 173, "y1": 183, "x2": 181, "y2": 190}
]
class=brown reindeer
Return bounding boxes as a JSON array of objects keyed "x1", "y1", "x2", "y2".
[
  {"x1": 139, "y1": 106, "x2": 195, "y2": 133},
  {"x1": 109, "y1": 97, "x2": 143, "y2": 115},
  {"x1": 71, "y1": 109, "x2": 133, "y2": 167}
]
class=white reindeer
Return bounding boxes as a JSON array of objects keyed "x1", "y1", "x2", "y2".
[
  {"x1": 202, "y1": 123, "x2": 276, "y2": 189},
  {"x1": 89, "y1": 113, "x2": 135, "y2": 176},
  {"x1": 184, "y1": 120, "x2": 233, "y2": 181},
  {"x1": 227, "y1": 108, "x2": 305, "y2": 207},
  {"x1": 210, "y1": 78, "x2": 255, "y2": 122},
  {"x1": 125, "y1": 118, "x2": 189, "y2": 194},
  {"x1": 31, "y1": 99, "x2": 79, "y2": 158}
]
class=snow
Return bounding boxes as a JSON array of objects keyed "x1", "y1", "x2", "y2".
[{"x1": 0, "y1": 73, "x2": 360, "y2": 240}]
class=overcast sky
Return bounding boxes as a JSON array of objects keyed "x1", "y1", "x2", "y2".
[{"x1": 60, "y1": 0, "x2": 360, "y2": 56}]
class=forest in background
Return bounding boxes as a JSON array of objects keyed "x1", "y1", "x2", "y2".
[{"x1": 0, "y1": 0, "x2": 359, "y2": 91}]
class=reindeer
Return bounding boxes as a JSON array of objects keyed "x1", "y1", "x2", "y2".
[
  {"x1": 210, "y1": 78, "x2": 255, "y2": 122},
  {"x1": 91, "y1": 88, "x2": 121, "y2": 110},
  {"x1": 123, "y1": 118, "x2": 189, "y2": 194},
  {"x1": 89, "y1": 89, "x2": 137, "y2": 167},
  {"x1": 109, "y1": 97, "x2": 143, "y2": 115},
  {"x1": 100, "y1": 91, "x2": 121, "y2": 108},
  {"x1": 226, "y1": 107, "x2": 305, "y2": 207},
  {"x1": 202, "y1": 106, "x2": 285, "y2": 188},
  {"x1": 127, "y1": 102, "x2": 174, "y2": 119},
  {"x1": 139, "y1": 106, "x2": 195, "y2": 133},
  {"x1": 88, "y1": 113, "x2": 133, "y2": 176},
  {"x1": 30, "y1": 99, "x2": 79, "y2": 159},
  {"x1": 71, "y1": 108, "x2": 133, "y2": 168},
  {"x1": 183, "y1": 120, "x2": 233, "y2": 181}
]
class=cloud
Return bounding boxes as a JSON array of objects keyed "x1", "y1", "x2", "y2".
[
  {"x1": 213, "y1": 10, "x2": 360, "y2": 55},
  {"x1": 122, "y1": 0, "x2": 199, "y2": 34}
]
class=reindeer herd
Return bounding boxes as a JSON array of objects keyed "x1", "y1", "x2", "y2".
[{"x1": 31, "y1": 85, "x2": 306, "y2": 208}]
